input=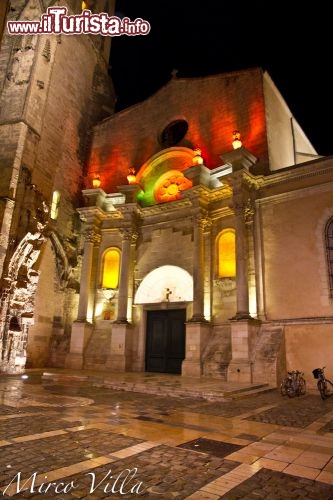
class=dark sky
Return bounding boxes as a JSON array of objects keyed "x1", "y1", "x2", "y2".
[{"x1": 110, "y1": 1, "x2": 332, "y2": 156}]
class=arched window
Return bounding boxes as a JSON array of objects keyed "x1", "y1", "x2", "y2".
[
  {"x1": 325, "y1": 218, "x2": 333, "y2": 297},
  {"x1": 50, "y1": 191, "x2": 60, "y2": 220},
  {"x1": 102, "y1": 248, "x2": 120, "y2": 289},
  {"x1": 217, "y1": 228, "x2": 236, "y2": 278}
]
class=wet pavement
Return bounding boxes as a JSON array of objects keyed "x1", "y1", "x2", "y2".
[{"x1": 1, "y1": 369, "x2": 333, "y2": 498}]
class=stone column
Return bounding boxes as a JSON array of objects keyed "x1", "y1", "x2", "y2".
[
  {"x1": 233, "y1": 197, "x2": 251, "y2": 320},
  {"x1": 191, "y1": 213, "x2": 209, "y2": 322},
  {"x1": 244, "y1": 199, "x2": 257, "y2": 318},
  {"x1": 116, "y1": 229, "x2": 133, "y2": 323},
  {"x1": 65, "y1": 228, "x2": 100, "y2": 369},
  {"x1": 77, "y1": 229, "x2": 100, "y2": 321},
  {"x1": 254, "y1": 200, "x2": 266, "y2": 320},
  {"x1": 107, "y1": 226, "x2": 138, "y2": 371},
  {"x1": 183, "y1": 211, "x2": 211, "y2": 377},
  {"x1": 228, "y1": 183, "x2": 261, "y2": 383}
]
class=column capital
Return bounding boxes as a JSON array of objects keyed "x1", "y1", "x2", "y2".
[
  {"x1": 84, "y1": 228, "x2": 101, "y2": 245},
  {"x1": 120, "y1": 228, "x2": 138, "y2": 243}
]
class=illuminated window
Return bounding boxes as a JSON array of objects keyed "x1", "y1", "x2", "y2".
[
  {"x1": 326, "y1": 218, "x2": 333, "y2": 297},
  {"x1": 50, "y1": 191, "x2": 60, "y2": 220},
  {"x1": 102, "y1": 248, "x2": 120, "y2": 289},
  {"x1": 218, "y1": 228, "x2": 236, "y2": 278}
]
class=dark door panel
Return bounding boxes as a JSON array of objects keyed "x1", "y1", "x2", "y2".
[{"x1": 146, "y1": 309, "x2": 186, "y2": 374}]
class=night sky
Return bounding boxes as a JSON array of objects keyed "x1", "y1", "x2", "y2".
[{"x1": 110, "y1": 1, "x2": 332, "y2": 157}]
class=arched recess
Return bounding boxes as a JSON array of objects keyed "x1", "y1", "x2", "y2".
[
  {"x1": 0, "y1": 231, "x2": 46, "y2": 373},
  {"x1": 101, "y1": 247, "x2": 121, "y2": 289},
  {"x1": 134, "y1": 265, "x2": 193, "y2": 304},
  {"x1": 217, "y1": 228, "x2": 236, "y2": 278},
  {"x1": 0, "y1": 231, "x2": 78, "y2": 373}
]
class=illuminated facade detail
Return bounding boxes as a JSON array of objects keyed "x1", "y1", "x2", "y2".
[
  {"x1": 192, "y1": 148, "x2": 204, "y2": 165},
  {"x1": 218, "y1": 228, "x2": 236, "y2": 278},
  {"x1": 92, "y1": 174, "x2": 101, "y2": 188},
  {"x1": 82, "y1": 0, "x2": 96, "y2": 11},
  {"x1": 101, "y1": 248, "x2": 120, "y2": 289},
  {"x1": 135, "y1": 266, "x2": 193, "y2": 304},
  {"x1": 127, "y1": 168, "x2": 137, "y2": 184},
  {"x1": 50, "y1": 191, "x2": 60, "y2": 220},
  {"x1": 135, "y1": 147, "x2": 194, "y2": 206},
  {"x1": 154, "y1": 169, "x2": 192, "y2": 203},
  {"x1": 232, "y1": 130, "x2": 242, "y2": 149},
  {"x1": 326, "y1": 218, "x2": 333, "y2": 298}
]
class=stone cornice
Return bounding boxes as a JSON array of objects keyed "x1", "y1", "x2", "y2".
[
  {"x1": 260, "y1": 156, "x2": 333, "y2": 192},
  {"x1": 257, "y1": 179, "x2": 333, "y2": 206},
  {"x1": 140, "y1": 197, "x2": 192, "y2": 217},
  {"x1": 210, "y1": 206, "x2": 234, "y2": 221},
  {"x1": 77, "y1": 206, "x2": 122, "y2": 222}
]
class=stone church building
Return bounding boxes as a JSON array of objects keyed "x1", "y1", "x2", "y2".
[{"x1": 1, "y1": 0, "x2": 333, "y2": 389}]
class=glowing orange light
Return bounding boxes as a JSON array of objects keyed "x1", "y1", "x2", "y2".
[
  {"x1": 193, "y1": 148, "x2": 204, "y2": 165},
  {"x1": 218, "y1": 228, "x2": 236, "y2": 278},
  {"x1": 102, "y1": 248, "x2": 120, "y2": 289},
  {"x1": 232, "y1": 130, "x2": 242, "y2": 150},
  {"x1": 127, "y1": 168, "x2": 137, "y2": 184},
  {"x1": 92, "y1": 175, "x2": 101, "y2": 188}
]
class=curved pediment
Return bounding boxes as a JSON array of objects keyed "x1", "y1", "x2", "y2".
[{"x1": 135, "y1": 147, "x2": 195, "y2": 206}]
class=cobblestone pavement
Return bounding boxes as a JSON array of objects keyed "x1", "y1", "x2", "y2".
[{"x1": 1, "y1": 371, "x2": 333, "y2": 499}]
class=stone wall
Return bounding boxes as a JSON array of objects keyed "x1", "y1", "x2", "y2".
[
  {"x1": 89, "y1": 68, "x2": 268, "y2": 193},
  {"x1": 0, "y1": 0, "x2": 115, "y2": 372}
]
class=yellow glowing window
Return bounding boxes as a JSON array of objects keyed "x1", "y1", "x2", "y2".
[
  {"x1": 218, "y1": 228, "x2": 236, "y2": 278},
  {"x1": 102, "y1": 248, "x2": 120, "y2": 289},
  {"x1": 50, "y1": 191, "x2": 60, "y2": 220}
]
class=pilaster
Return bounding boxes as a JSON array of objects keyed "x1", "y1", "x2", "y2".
[
  {"x1": 227, "y1": 318, "x2": 261, "y2": 383},
  {"x1": 106, "y1": 322, "x2": 133, "y2": 371},
  {"x1": 182, "y1": 321, "x2": 211, "y2": 376}
]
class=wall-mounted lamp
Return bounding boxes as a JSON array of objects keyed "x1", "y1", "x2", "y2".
[
  {"x1": 193, "y1": 148, "x2": 204, "y2": 165},
  {"x1": 127, "y1": 168, "x2": 137, "y2": 184},
  {"x1": 232, "y1": 130, "x2": 242, "y2": 150},
  {"x1": 92, "y1": 174, "x2": 101, "y2": 188}
]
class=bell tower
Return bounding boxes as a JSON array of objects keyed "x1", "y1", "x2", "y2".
[
  {"x1": 79, "y1": 0, "x2": 116, "y2": 64},
  {"x1": 0, "y1": 0, "x2": 116, "y2": 373}
]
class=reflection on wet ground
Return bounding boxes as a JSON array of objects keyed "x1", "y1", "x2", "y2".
[{"x1": 1, "y1": 370, "x2": 333, "y2": 498}]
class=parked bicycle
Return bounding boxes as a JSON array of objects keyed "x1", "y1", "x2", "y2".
[
  {"x1": 312, "y1": 367, "x2": 333, "y2": 400},
  {"x1": 280, "y1": 370, "x2": 306, "y2": 397}
]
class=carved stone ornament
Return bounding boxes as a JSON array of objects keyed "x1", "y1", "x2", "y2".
[
  {"x1": 214, "y1": 277, "x2": 236, "y2": 297},
  {"x1": 244, "y1": 198, "x2": 255, "y2": 225},
  {"x1": 84, "y1": 229, "x2": 101, "y2": 245}
]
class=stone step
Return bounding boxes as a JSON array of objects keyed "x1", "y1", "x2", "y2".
[{"x1": 41, "y1": 371, "x2": 273, "y2": 402}]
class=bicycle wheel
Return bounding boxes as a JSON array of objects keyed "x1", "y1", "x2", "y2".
[
  {"x1": 298, "y1": 377, "x2": 306, "y2": 396},
  {"x1": 318, "y1": 380, "x2": 328, "y2": 400},
  {"x1": 286, "y1": 379, "x2": 296, "y2": 398}
]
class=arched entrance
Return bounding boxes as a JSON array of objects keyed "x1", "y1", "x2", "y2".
[{"x1": 134, "y1": 265, "x2": 193, "y2": 374}]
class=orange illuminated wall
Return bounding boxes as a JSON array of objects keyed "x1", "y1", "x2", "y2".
[{"x1": 87, "y1": 68, "x2": 268, "y2": 195}]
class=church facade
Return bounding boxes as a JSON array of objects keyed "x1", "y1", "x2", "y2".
[{"x1": 1, "y1": 1, "x2": 333, "y2": 389}]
